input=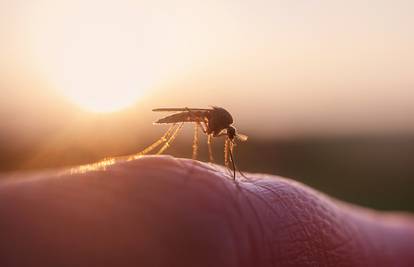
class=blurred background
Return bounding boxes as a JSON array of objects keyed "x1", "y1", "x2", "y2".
[{"x1": 1, "y1": 1, "x2": 413, "y2": 211}]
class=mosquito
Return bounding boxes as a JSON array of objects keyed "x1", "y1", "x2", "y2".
[{"x1": 134, "y1": 106, "x2": 248, "y2": 179}]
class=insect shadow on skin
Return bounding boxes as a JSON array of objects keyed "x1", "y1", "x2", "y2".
[{"x1": 132, "y1": 107, "x2": 248, "y2": 180}]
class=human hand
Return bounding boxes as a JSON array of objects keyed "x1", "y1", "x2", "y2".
[{"x1": 0, "y1": 156, "x2": 413, "y2": 267}]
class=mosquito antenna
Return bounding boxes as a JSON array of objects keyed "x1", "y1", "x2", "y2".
[
  {"x1": 192, "y1": 122, "x2": 200, "y2": 160},
  {"x1": 157, "y1": 122, "x2": 184, "y2": 154},
  {"x1": 129, "y1": 123, "x2": 177, "y2": 160}
]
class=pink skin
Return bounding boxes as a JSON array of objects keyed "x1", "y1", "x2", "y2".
[{"x1": 0, "y1": 156, "x2": 413, "y2": 267}]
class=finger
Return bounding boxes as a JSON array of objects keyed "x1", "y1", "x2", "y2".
[{"x1": 0, "y1": 156, "x2": 413, "y2": 267}]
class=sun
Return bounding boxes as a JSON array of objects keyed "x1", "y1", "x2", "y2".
[
  {"x1": 27, "y1": 2, "x2": 167, "y2": 113},
  {"x1": 52, "y1": 22, "x2": 162, "y2": 112},
  {"x1": 45, "y1": 24, "x2": 158, "y2": 113}
]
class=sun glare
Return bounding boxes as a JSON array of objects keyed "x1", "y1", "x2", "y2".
[
  {"x1": 27, "y1": 2, "x2": 171, "y2": 113},
  {"x1": 55, "y1": 26, "x2": 149, "y2": 113},
  {"x1": 38, "y1": 24, "x2": 158, "y2": 112}
]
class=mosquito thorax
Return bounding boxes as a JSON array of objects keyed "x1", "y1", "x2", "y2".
[
  {"x1": 213, "y1": 107, "x2": 233, "y2": 124},
  {"x1": 208, "y1": 107, "x2": 234, "y2": 136}
]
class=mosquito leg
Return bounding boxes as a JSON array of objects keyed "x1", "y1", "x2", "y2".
[
  {"x1": 200, "y1": 122, "x2": 208, "y2": 134},
  {"x1": 157, "y1": 122, "x2": 184, "y2": 155},
  {"x1": 230, "y1": 140, "x2": 247, "y2": 179},
  {"x1": 192, "y1": 122, "x2": 200, "y2": 160},
  {"x1": 184, "y1": 107, "x2": 209, "y2": 135},
  {"x1": 207, "y1": 134, "x2": 214, "y2": 162},
  {"x1": 228, "y1": 141, "x2": 236, "y2": 180},
  {"x1": 224, "y1": 138, "x2": 230, "y2": 168},
  {"x1": 184, "y1": 108, "x2": 209, "y2": 132},
  {"x1": 129, "y1": 124, "x2": 177, "y2": 160},
  {"x1": 228, "y1": 141, "x2": 246, "y2": 180},
  {"x1": 223, "y1": 138, "x2": 235, "y2": 179}
]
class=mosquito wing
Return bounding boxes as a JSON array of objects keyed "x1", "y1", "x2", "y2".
[
  {"x1": 154, "y1": 111, "x2": 208, "y2": 124},
  {"x1": 236, "y1": 133, "x2": 248, "y2": 142},
  {"x1": 153, "y1": 108, "x2": 212, "y2": 112}
]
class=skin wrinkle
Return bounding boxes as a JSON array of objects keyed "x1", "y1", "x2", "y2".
[
  {"x1": 195, "y1": 166, "x2": 262, "y2": 266},
  {"x1": 195, "y1": 170, "x2": 249, "y2": 266},
  {"x1": 201, "y1": 165, "x2": 271, "y2": 266},
  {"x1": 202, "y1": 174, "x2": 261, "y2": 266},
  {"x1": 263, "y1": 185, "x2": 322, "y2": 265},
  {"x1": 295, "y1": 187, "x2": 360, "y2": 265},
  {"x1": 285, "y1": 185, "x2": 338, "y2": 264},
  {"x1": 238, "y1": 175, "x2": 356, "y2": 266},
  {"x1": 241, "y1": 178, "x2": 367, "y2": 266},
  {"x1": 0, "y1": 156, "x2": 414, "y2": 267},
  {"x1": 254, "y1": 181, "x2": 318, "y2": 264},
  {"x1": 300, "y1": 191, "x2": 365, "y2": 265},
  {"x1": 254, "y1": 182, "x2": 316, "y2": 264},
  {"x1": 237, "y1": 185, "x2": 274, "y2": 266},
  {"x1": 239, "y1": 183, "x2": 287, "y2": 265},
  {"x1": 341, "y1": 219, "x2": 371, "y2": 266},
  {"x1": 209, "y1": 181, "x2": 250, "y2": 266}
]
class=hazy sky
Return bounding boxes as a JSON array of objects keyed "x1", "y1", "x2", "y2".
[{"x1": 1, "y1": 0, "x2": 414, "y2": 137}]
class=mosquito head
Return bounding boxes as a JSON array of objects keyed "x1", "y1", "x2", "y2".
[{"x1": 227, "y1": 126, "x2": 236, "y2": 141}]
